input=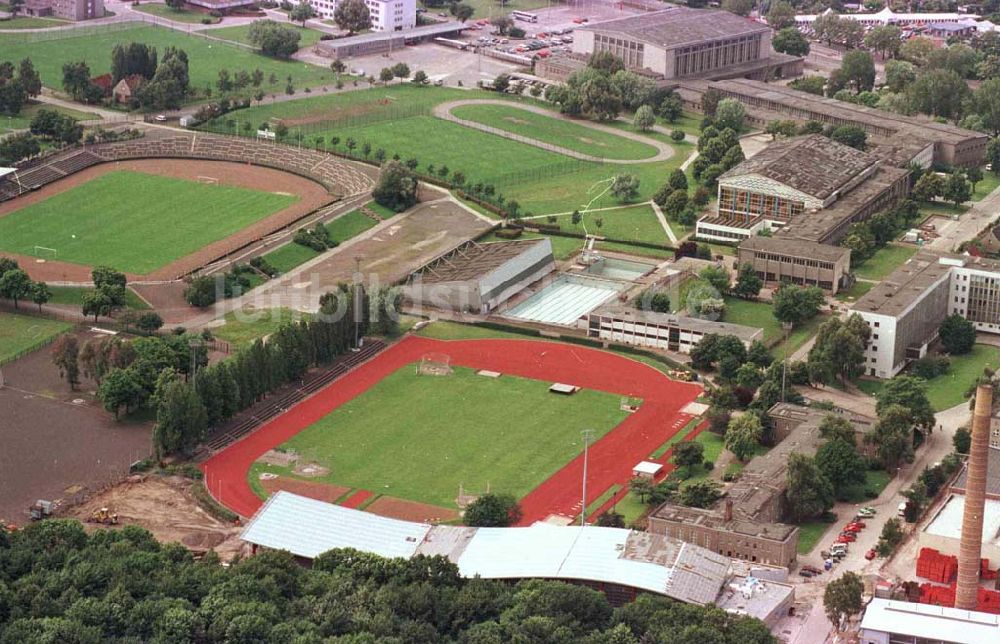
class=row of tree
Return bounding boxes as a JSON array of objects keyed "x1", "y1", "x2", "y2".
[
  {"x1": 0, "y1": 57, "x2": 41, "y2": 117},
  {"x1": 0, "y1": 256, "x2": 50, "y2": 312}
]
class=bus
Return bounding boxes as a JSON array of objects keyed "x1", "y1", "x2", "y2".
[
  {"x1": 434, "y1": 37, "x2": 469, "y2": 50},
  {"x1": 512, "y1": 10, "x2": 538, "y2": 22}
]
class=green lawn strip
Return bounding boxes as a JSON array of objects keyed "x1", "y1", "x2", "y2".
[
  {"x1": 535, "y1": 203, "x2": 668, "y2": 245},
  {"x1": 771, "y1": 314, "x2": 825, "y2": 360},
  {"x1": 649, "y1": 416, "x2": 701, "y2": 459},
  {"x1": 203, "y1": 22, "x2": 324, "y2": 47},
  {"x1": 261, "y1": 242, "x2": 320, "y2": 274},
  {"x1": 455, "y1": 194, "x2": 502, "y2": 220},
  {"x1": 0, "y1": 15, "x2": 67, "y2": 28},
  {"x1": 0, "y1": 101, "x2": 98, "y2": 133},
  {"x1": 0, "y1": 311, "x2": 72, "y2": 364},
  {"x1": 972, "y1": 173, "x2": 1000, "y2": 201},
  {"x1": 613, "y1": 490, "x2": 650, "y2": 526},
  {"x1": 855, "y1": 379, "x2": 883, "y2": 398},
  {"x1": 853, "y1": 244, "x2": 917, "y2": 281},
  {"x1": 47, "y1": 285, "x2": 150, "y2": 310},
  {"x1": 583, "y1": 484, "x2": 622, "y2": 519},
  {"x1": 840, "y1": 469, "x2": 893, "y2": 503},
  {"x1": 211, "y1": 307, "x2": 307, "y2": 347},
  {"x1": 366, "y1": 200, "x2": 398, "y2": 219},
  {"x1": 918, "y1": 201, "x2": 970, "y2": 217},
  {"x1": 247, "y1": 463, "x2": 270, "y2": 499},
  {"x1": 357, "y1": 494, "x2": 380, "y2": 510},
  {"x1": 0, "y1": 170, "x2": 296, "y2": 274},
  {"x1": 662, "y1": 111, "x2": 704, "y2": 137},
  {"x1": 796, "y1": 520, "x2": 833, "y2": 555},
  {"x1": 327, "y1": 209, "x2": 378, "y2": 242},
  {"x1": 595, "y1": 240, "x2": 674, "y2": 259},
  {"x1": 721, "y1": 296, "x2": 781, "y2": 342},
  {"x1": 133, "y1": 3, "x2": 219, "y2": 23},
  {"x1": 835, "y1": 280, "x2": 874, "y2": 302},
  {"x1": 451, "y1": 103, "x2": 660, "y2": 161},
  {"x1": 271, "y1": 365, "x2": 628, "y2": 507},
  {"x1": 695, "y1": 431, "x2": 725, "y2": 462},
  {"x1": 0, "y1": 24, "x2": 335, "y2": 96}
]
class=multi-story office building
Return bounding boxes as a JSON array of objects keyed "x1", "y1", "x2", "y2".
[
  {"x1": 23, "y1": 0, "x2": 103, "y2": 20},
  {"x1": 304, "y1": 0, "x2": 415, "y2": 31},
  {"x1": 736, "y1": 236, "x2": 851, "y2": 294}
]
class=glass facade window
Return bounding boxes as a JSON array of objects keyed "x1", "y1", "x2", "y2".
[{"x1": 718, "y1": 187, "x2": 804, "y2": 221}]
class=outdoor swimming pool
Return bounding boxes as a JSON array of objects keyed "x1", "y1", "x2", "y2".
[
  {"x1": 583, "y1": 256, "x2": 656, "y2": 281},
  {"x1": 505, "y1": 275, "x2": 623, "y2": 326}
]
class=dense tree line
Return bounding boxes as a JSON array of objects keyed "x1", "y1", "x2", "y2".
[
  {"x1": 0, "y1": 256, "x2": 49, "y2": 312},
  {"x1": 841, "y1": 200, "x2": 920, "y2": 264},
  {"x1": 63, "y1": 45, "x2": 190, "y2": 109},
  {"x1": 0, "y1": 520, "x2": 776, "y2": 643},
  {"x1": 0, "y1": 57, "x2": 41, "y2": 117}
]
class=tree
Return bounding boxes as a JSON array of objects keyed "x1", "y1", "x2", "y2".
[
  {"x1": 0, "y1": 268, "x2": 31, "y2": 309},
  {"x1": 819, "y1": 414, "x2": 856, "y2": 444},
  {"x1": 30, "y1": 280, "x2": 50, "y2": 312},
  {"x1": 807, "y1": 314, "x2": 871, "y2": 385},
  {"x1": 673, "y1": 441, "x2": 704, "y2": 469},
  {"x1": 906, "y1": 69, "x2": 971, "y2": 120},
  {"x1": 372, "y1": 160, "x2": 418, "y2": 212},
  {"x1": 633, "y1": 104, "x2": 655, "y2": 131},
  {"x1": 829, "y1": 124, "x2": 867, "y2": 150},
  {"x1": 864, "y1": 25, "x2": 902, "y2": 60},
  {"x1": 714, "y1": 98, "x2": 745, "y2": 132},
  {"x1": 966, "y1": 166, "x2": 983, "y2": 193},
  {"x1": 463, "y1": 493, "x2": 521, "y2": 527},
  {"x1": 290, "y1": 0, "x2": 316, "y2": 25},
  {"x1": 867, "y1": 403, "x2": 916, "y2": 472},
  {"x1": 772, "y1": 283, "x2": 824, "y2": 327},
  {"x1": 610, "y1": 174, "x2": 640, "y2": 202},
  {"x1": 165, "y1": 0, "x2": 184, "y2": 8},
  {"x1": 678, "y1": 480, "x2": 722, "y2": 508},
  {"x1": 824, "y1": 572, "x2": 863, "y2": 629},
  {"x1": 247, "y1": 20, "x2": 302, "y2": 58},
  {"x1": 884, "y1": 59, "x2": 917, "y2": 94},
  {"x1": 490, "y1": 14, "x2": 514, "y2": 35},
  {"x1": 837, "y1": 50, "x2": 875, "y2": 93},
  {"x1": 785, "y1": 453, "x2": 834, "y2": 522},
  {"x1": 912, "y1": 172, "x2": 944, "y2": 202},
  {"x1": 451, "y1": 2, "x2": 474, "y2": 22},
  {"x1": 815, "y1": 438, "x2": 866, "y2": 498},
  {"x1": 765, "y1": 119, "x2": 797, "y2": 140},
  {"x1": 150, "y1": 373, "x2": 208, "y2": 457},
  {"x1": 61, "y1": 60, "x2": 94, "y2": 102},
  {"x1": 137, "y1": 312, "x2": 164, "y2": 335},
  {"x1": 877, "y1": 517, "x2": 904, "y2": 556},
  {"x1": 772, "y1": 28, "x2": 809, "y2": 57},
  {"x1": 661, "y1": 189, "x2": 688, "y2": 218},
  {"x1": 951, "y1": 426, "x2": 972, "y2": 455},
  {"x1": 789, "y1": 75, "x2": 826, "y2": 96},
  {"x1": 17, "y1": 58, "x2": 41, "y2": 98},
  {"x1": 725, "y1": 413, "x2": 763, "y2": 462},
  {"x1": 98, "y1": 368, "x2": 145, "y2": 420},
  {"x1": 378, "y1": 67, "x2": 394, "y2": 84},
  {"x1": 392, "y1": 62, "x2": 411, "y2": 83},
  {"x1": 939, "y1": 312, "x2": 976, "y2": 356},
  {"x1": 766, "y1": 0, "x2": 795, "y2": 29},
  {"x1": 721, "y1": 0, "x2": 752, "y2": 16},
  {"x1": 668, "y1": 168, "x2": 688, "y2": 192},
  {"x1": 699, "y1": 265, "x2": 729, "y2": 294},
  {"x1": 412, "y1": 70, "x2": 428, "y2": 85},
  {"x1": 588, "y1": 50, "x2": 624, "y2": 74},
  {"x1": 876, "y1": 375, "x2": 935, "y2": 433},
  {"x1": 333, "y1": 0, "x2": 372, "y2": 34},
  {"x1": 51, "y1": 334, "x2": 80, "y2": 390},
  {"x1": 184, "y1": 276, "x2": 217, "y2": 308},
  {"x1": 579, "y1": 75, "x2": 622, "y2": 121},
  {"x1": 942, "y1": 171, "x2": 971, "y2": 207},
  {"x1": 732, "y1": 264, "x2": 762, "y2": 300}
]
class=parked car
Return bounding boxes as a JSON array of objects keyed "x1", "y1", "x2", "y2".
[
  {"x1": 802, "y1": 565, "x2": 823, "y2": 574},
  {"x1": 798, "y1": 569, "x2": 814, "y2": 578},
  {"x1": 860, "y1": 506, "x2": 877, "y2": 515},
  {"x1": 836, "y1": 535, "x2": 855, "y2": 544},
  {"x1": 865, "y1": 549, "x2": 878, "y2": 560},
  {"x1": 838, "y1": 533, "x2": 857, "y2": 542}
]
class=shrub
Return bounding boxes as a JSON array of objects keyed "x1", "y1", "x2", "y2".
[{"x1": 671, "y1": 129, "x2": 686, "y2": 142}]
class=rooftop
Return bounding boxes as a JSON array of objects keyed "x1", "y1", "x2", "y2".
[
  {"x1": 720, "y1": 135, "x2": 879, "y2": 201},
  {"x1": 739, "y1": 234, "x2": 851, "y2": 264},
  {"x1": 951, "y1": 447, "x2": 1000, "y2": 498},
  {"x1": 240, "y1": 492, "x2": 796, "y2": 612},
  {"x1": 409, "y1": 239, "x2": 550, "y2": 285},
  {"x1": 579, "y1": 7, "x2": 770, "y2": 49},
  {"x1": 924, "y1": 494, "x2": 1000, "y2": 547},
  {"x1": 649, "y1": 503, "x2": 798, "y2": 542},
  {"x1": 860, "y1": 598, "x2": 1000, "y2": 644},
  {"x1": 590, "y1": 302, "x2": 764, "y2": 344},
  {"x1": 850, "y1": 250, "x2": 955, "y2": 317}
]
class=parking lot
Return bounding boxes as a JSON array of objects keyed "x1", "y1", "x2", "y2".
[{"x1": 347, "y1": 43, "x2": 522, "y2": 87}]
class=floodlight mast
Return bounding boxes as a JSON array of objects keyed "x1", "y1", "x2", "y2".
[{"x1": 580, "y1": 428, "x2": 595, "y2": 526}]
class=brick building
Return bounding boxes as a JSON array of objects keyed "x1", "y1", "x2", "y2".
[{"x1": 23, "y1": 0, "x2": 103, "y2": 20}]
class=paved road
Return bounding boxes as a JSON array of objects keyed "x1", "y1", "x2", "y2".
[
  {"x1": 927, "y1": 188, "x2": 1000, "y2": 253},
  {"x1": 433, "y1": 99, "x2": 677, "y2": 164}
]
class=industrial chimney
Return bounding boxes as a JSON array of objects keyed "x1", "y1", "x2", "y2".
[{"x1": 956, "y1": 383, "x2": 993, "y2": 610}]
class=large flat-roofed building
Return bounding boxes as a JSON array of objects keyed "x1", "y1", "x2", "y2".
[
  {"x1": 850, "y1": 251, "x2": 1000, "y2": 378},
  {"x1": 242, "y1": 491, "x2": 796, "y2": 621},
  {"x1": 586, "y1": 303, "x2": 763, "y2": 354},
  {"x1": 647, "y1": 501, "x2": 799, "y2": 568},
  {"x1": 695, "y1": 134, "x2": 908, "y2": 267},
  {"x1": 768, "y1": 402, "x2": 876, "y2": 456},
  {"x1": 736, "y1": 236, "x2": 851, "y2": 294},
  {"x1": 693, "y1": 78, "x2": 988, "y2": 167},
  {"x1": 23, "y1": 0, "x2": 102, "y2": 19},
  {"x1": 404, "y1": 239, "x2": 555, "y2": 315},
  {"x1": 860, "y1": 598, "x2": 1000, "y2": 644},
  {"x1": 571, "y1": 7, "x2": 803, "y2": 81}
]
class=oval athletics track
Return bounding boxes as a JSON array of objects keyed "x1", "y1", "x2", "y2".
[{"x1": 201, "y1": 335, "x2": 702, "y2": 524}]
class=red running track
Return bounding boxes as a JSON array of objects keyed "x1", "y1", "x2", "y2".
[{"x1": 201, "y1": 336, "x2": 701, "y2": 523}]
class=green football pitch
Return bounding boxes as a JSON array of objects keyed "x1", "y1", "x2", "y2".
[
  {"x1": 0, "y1": 170, "x2": 297, "y2": 274},
  {"x1": 253, "y1": 365, "x2": 630, "y2": 507},
  {"x1": 0, "y1": 311, "x2": 71, "y2": 364}
]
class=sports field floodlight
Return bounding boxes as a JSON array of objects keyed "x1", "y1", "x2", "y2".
[{"x1": 580, "y1": 428, "x2": 595, "y2": 527}]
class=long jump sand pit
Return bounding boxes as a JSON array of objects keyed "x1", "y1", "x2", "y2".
[{"x1": 0, "y1": 158, "x2": 334, "y2": 282}]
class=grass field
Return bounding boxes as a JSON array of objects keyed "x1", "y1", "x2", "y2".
[
  {"x1": 0, "y1": 171, "x2": 297, "y2": 274},
  {"x1": 133, "y1": 3, "x2": 219, "y2": 23},
  {"x1": 327, "y1": 208, "x2": 378, "y2": 242},
  {"x1": 201, "y1": 85, "x2": 689, "y2": 217},
  {"x1": 0, "y1": 25, "x2": 335, "y2": 97},
  {"x1": 854, "y1": 245, "x2": 917, "y2": 281},
  {"x1": 0, "y1": 311, "x2": 71, "y2": 364},
  {"x1": 254, "y1": 365, "x2": 629, "y2": 507},
  {"x1": 0, "y1": 101, "x2": 98, "y2": 134},
  {"x1": 261, "y1": 206, "x2": 381, "y2": 274},
  {"x1": 720, "y1": 296, "x2": 824, "y2": 358},
  {"x1": 451, "y1": 103, "x2": 660, "y2": 161},
  {"x1": 48, "y1": 286, "x2": 150, "y2": 310},
  {"x1": 972, "y1": 173, "x2": 1000, "y2": 201},
  {"x1": 211, "y1": 307, "x2": 306, "y2": 347},
  {"x1": 835, "y1": 280, "x2": 874, "y2": 303},
  {"x1": 262, "y1": 242, "x2": 320, "y2": 274},
  {"x1": 203, "y1": 22, "x2": 325, "y2": 49},
  {"x1": 0, "y1": 15, "x2": 68, "y2": 29},
  {"x1": 796, "y1": 520, "x2": 832, "y2": 554}
]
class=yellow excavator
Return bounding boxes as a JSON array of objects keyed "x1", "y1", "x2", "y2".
[{"x1": 88, "y1": 508, "x2": 119, "y2": 525}]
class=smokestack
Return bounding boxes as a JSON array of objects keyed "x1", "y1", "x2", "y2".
[
  {"x1": 724, "y1": 498, "x2": 733, "y2": 522},
  {"x1": 956, "y1": 384, "x2": 992, "y2": 610}
]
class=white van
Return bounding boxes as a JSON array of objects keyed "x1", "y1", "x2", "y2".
[{"x1": 898, "y1": 501, "x2": 907, "y2": 517}]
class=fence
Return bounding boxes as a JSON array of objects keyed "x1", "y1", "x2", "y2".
[{"x1": 0, "y1": 16, "x2": 256, "y2": 50}]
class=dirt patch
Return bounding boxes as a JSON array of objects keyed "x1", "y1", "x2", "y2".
[
  {"x1": 503, "y1": 116, "x2": 531, "y2": 126},
  {"x1": 577, "y1": 137, "x2": 606, "y2": 147},
  {"x1": 277, "y1": 99, "x2": 394, "y2": 128},
  {"x1": 256, "y1": 449, "x2": 299, "y2": 467},
  {"x1": 260, "y1": 475, "x2": 349, "y2": 503},
  {"x1": 68, "y1": 474, "x2": 244, "y2": 560},
  {"x1": 2, "y1": 159, "x2": 334, "y2": 283},
  {"x1": 366, "y1": 495, "x2": 460, "y2": 523},
  {"x1": 292, "y1": 462, "x2": 329, "y2": 477}
]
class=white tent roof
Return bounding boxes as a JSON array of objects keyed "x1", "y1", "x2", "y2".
[
  {"x1": 0, "y1": 168, "x2": 16, "y2": 179},
  {"x1": 861, "y1": 598, "x2": 1000, "y2": 644}
]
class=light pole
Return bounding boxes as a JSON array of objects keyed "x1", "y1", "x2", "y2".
[
  {"x1": 580, "y1": 428, "x2": 595, "y2": 526},
  {"x1": 353, "y1": 255, "x2": 364, "y2": 350}
]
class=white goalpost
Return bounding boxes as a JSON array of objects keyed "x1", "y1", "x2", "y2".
[
  {"x1": 416, "y1": 353, "x2": 452, "y2": 376},
  {"x1": 197, "y1": 176, "x2": 219, "y2": 185},
  {"x1": 32, "y1": 246, "x2": 57, "y2": 262}
]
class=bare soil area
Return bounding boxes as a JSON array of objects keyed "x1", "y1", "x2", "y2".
[
  {"x1": 366, "y1": 495, "x2": 460, "y2": 524},
  {"x1": 260, "y1": 476, "x2": 349, "y2": 503}
]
